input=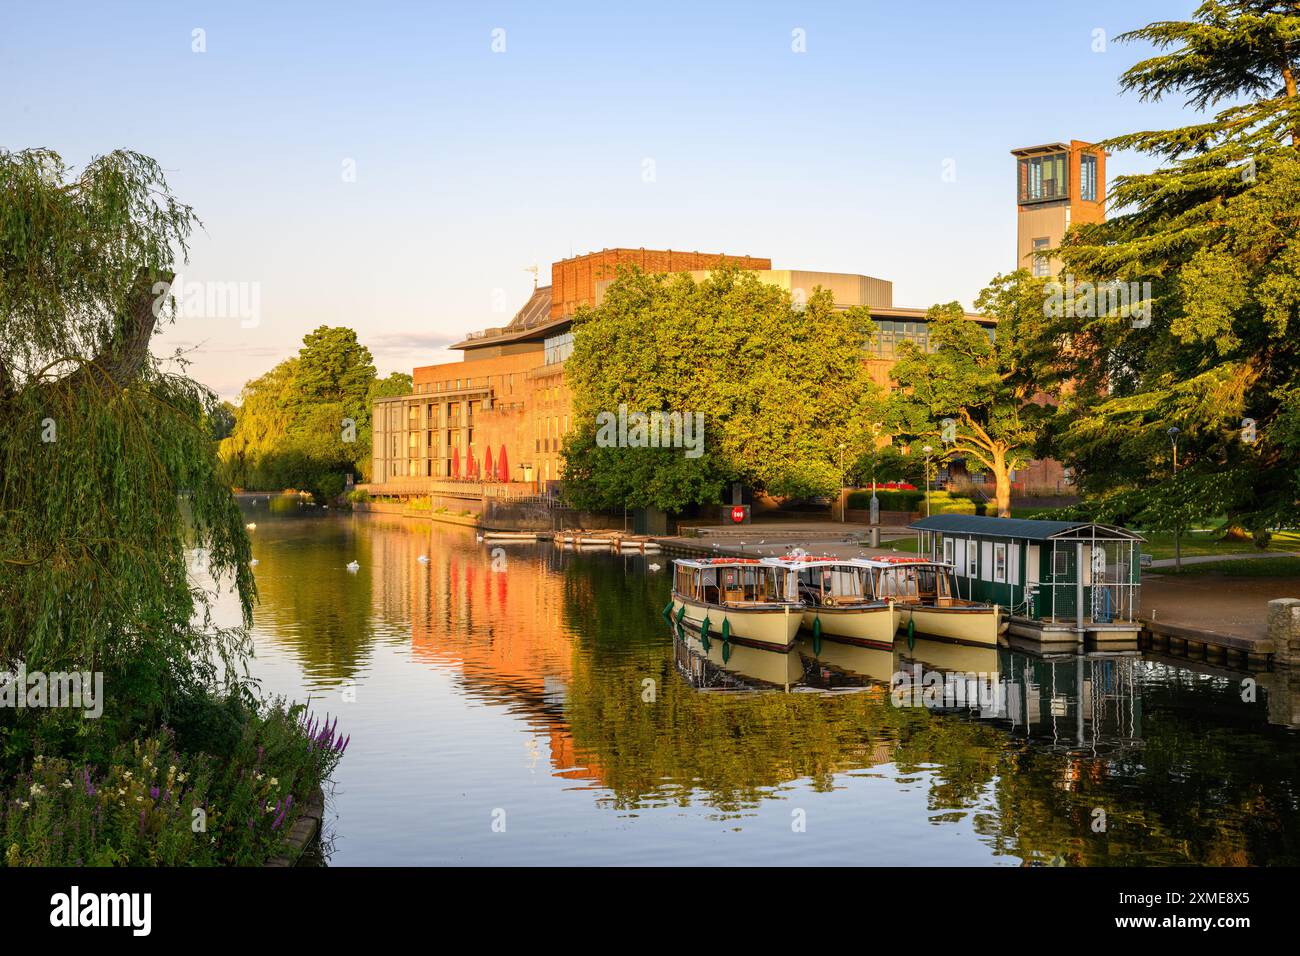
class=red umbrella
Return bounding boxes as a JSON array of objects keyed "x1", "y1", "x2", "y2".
[
  {"x1": 452, "y1": 447, "x2": 460, "y2": 478},
  {"x1": 496, "y1": 445, "x2": 509, "y2": 482},
  {"x1": 484, "y1": 447, "x2": 494, "y2": 482}
]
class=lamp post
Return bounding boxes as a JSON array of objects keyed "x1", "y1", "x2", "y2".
[
  {"x1": 922, "y1": 445, "x2": 933, "y2": 517},
  {"x1": 870, "y1": 423, "x2": 881, "y2": 526},
  {"x1": 1168, "y1": 426, "x2": 1181, "y2": 572},
  {"x1": 838, "y1": 442, "x2": 847, "y2": 523}
]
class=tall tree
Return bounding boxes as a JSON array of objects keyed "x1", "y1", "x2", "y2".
[
  {"x1": 0, "y1": 148, "x2": 252, "y2": 719},
  {"x1": 220, "y1": 328, "x2": 387, "y2": 496},
  {"x1": 1043, "y1": 1, "x2": 1300, "y2": 533},
  {"x1": 562, "y1": 267, "x2": 881, "y2": 512},
  {"x1": 887, "y1": 272, "x2": 1053, "y2": 517}
]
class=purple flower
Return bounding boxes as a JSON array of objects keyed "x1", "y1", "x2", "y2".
[{"x1": 150, "y1": 787, "x2": 160, "y2": 800}]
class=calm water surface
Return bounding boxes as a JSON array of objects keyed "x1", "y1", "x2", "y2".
[{"x1": 213, "y1": 501, "x2": 1300, "y2": 865}]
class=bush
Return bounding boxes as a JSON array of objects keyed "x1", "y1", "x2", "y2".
[
  {"x1": 846, "y1": 489, "x2": 983, "y2": 514},
  {"x1": 0, "y1": 699, "x2": 346, "y2": 867},
  {"x1": 847, "y1": 489, "x2": 924, "y2": 511}
]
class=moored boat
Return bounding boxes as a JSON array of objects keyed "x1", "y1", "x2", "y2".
[
  {"x1": 762, "y1": 554, "x2": 896, "y2": 649},
  {"x1": 865, "y1": 556, "x2": 1003, "y2": 646},
  {"x1": 670, "y1": 558, "x2": 802, "y2": 652}
]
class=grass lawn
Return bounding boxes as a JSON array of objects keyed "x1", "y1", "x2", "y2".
[
  {"x1": 1135, "y1": 530, "x2": 1300, "y2": 560},
  {"x1": 881, "y1": 536, "x2": 920, "y2": 552},
  {"x1": 1150, "y1": 556, "x2": 1300, "y2": 577}
]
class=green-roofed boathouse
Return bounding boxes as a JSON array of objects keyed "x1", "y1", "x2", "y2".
[{"x1": 909, "y1": 514, "x2": 1144, "y2": 646}]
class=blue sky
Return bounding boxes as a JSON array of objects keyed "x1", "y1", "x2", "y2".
[{"x1": 2, "y1": 1, "x2": 1203, "y2": 400}]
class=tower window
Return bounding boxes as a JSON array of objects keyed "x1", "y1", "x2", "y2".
[
  {"x1": 1032, "y1": 237, "x2": 1051, "y2": 277},
  {"x1": 1080, "y1": 153, "x2": 1098, "y2": 202},
  {"x1": 1018, "y1": 153, "x2": 1068, "y2": 202}
]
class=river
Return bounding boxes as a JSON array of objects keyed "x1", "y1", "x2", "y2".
[{"x1": 206, "y1": 499, "x2": 1300, "y2": 865}]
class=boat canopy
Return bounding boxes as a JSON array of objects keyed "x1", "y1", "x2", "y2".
[{"x1": 673, "y1": 557, "x2": 765, "y2": 569}]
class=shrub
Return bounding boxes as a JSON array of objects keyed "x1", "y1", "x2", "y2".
[{"x1": 0, "y1": 700, "x2": 346, "y2": 867}]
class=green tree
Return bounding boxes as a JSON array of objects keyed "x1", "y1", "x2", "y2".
[
  {"x1": 562, "y1": 267, "x2": 881, "y2": 512},
  {"x1": 208, "y1": 400, "x2": 237, "y2": 441},
  {"x1": 0, "y1": 148, "x2": 252, "y2": 725},
  {"x1": 887, "y1": 273, "x2": 1052, "y2": 517},
  {"x1": 290, "y1": 326, "x2": 375, "y2": 429},
  {"x1": 220, "y1": 328, "x2": 386, "y2": 498},
  {"x1": 1042, "y1": 1, "x2": 1300, "y2": 533},
  {"x1": 369, "y1": 371, "x2": 413, "y2": 401}
]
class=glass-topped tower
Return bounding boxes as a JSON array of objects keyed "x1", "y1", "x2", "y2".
[{"x1": 1010, "y1": 140, "x2": 1106, "y2": 277}]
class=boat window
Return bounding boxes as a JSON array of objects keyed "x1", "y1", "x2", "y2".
[
  {"x1": 915, "y1": 566, "x2": 938, "y2": 599},
  {"x1": 994, "y1": 544, "x2": 1007, "y2": 583}
]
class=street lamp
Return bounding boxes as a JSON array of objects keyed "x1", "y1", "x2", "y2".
[
  {"x1": 922, "y1": 445, "x2": 933, "y2": 517},
  {"x1": 870, "y1": 423, "x2": 881, "y2": 526},
  {"x1": 1168, "y1": 426, "x2": 1181, "y2": 572},
  {"x1": 838, "y1": 442, "x2": 847, "y2": 523}
]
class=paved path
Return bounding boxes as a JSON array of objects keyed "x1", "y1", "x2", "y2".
[
  {"x1": 1148, "y1": 551, "x2": 1300, "y2": 569},
  {"x1": 659, "y1": 523, "x2": 913, "y2": 560}
]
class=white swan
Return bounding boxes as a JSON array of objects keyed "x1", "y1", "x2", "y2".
[
  {"x1": 417, "y1": 555, "x2": 429, "y2": 563},
  {"x1": 648, "y1": 563, "x2": 661, "y2": 572},
  {"x1": 245, "y1": 523, "x2": 256, "y2": 531},
  {"x1": 346, "y1": 561, "x2": 360, "y2": 572},
  {"x1": 250, "y1": 558, "x2": 260, "y2": 567}
]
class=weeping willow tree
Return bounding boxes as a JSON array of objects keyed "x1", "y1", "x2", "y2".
[{"x1": 0, "y1": 148, "x2": 254, "y2": 730}]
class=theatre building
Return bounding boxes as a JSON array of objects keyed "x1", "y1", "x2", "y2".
[
  {"x1": 369, "y1": 141, "x2": 1100, "y2": 499},
  {"x1": 367, "y1": 246, "x2": 1002, "y2": 496}
]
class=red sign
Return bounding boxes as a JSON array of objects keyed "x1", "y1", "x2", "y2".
[{"x1": 730, "y1": 506, "x2": 746, "y2": 523}]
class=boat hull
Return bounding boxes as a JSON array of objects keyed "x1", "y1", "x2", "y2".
[
  {"x1": 671, "y1": 593, "x2": 802, "y2": 652},
  {"x1": 896, "y1": 604, "x2": 1000, "y2": 647},
  {"x1": 801, "y1": 604, "x2": 896, "y2": 648}
]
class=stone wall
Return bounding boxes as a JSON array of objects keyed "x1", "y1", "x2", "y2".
[{"x1": 1268, "y1": 598, "x2": 1300, "y2": 666}]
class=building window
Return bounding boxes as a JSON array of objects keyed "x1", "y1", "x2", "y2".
[
  {"x1": 544, "y1": 331, "x2": 574, "y2": 365},
  {"x1": 1080, "y1": 153, "x2": 1097, "y2": 202},
  {"x1": 1032, "y1": 237, "x2": 1050, "y2": 278},
  {"x1": 1018, "y1": 153, "x2": 1068, "y2": 203},
  {"x1": 1053, "y1": 550, "x2": 1070, "y2": 578}
]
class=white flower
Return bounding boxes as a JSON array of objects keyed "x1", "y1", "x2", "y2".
[
  {"x1": 29, "y1": 783, "x2": 44, "y2": 797},
  {"x1": 268, "y1": 777, "x2": 278, "y2": 788},
  {"x1": 61, "y1": 780, "x2": 72, "y2": 789}
]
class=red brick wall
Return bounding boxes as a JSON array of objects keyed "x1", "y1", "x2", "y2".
[{"x1": 549, "y1": 248, "x2": 771, "y2": 319}]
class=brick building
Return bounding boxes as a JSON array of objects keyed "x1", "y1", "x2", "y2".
[{"x1": 370, "y1": 141, "x2": 1102, "y2": 498}]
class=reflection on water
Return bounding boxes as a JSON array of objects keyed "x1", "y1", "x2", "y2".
[{"x1": 215, "y1": 499, "x2": 1300, "y2": 866}]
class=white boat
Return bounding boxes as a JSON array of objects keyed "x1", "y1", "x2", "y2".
[
  {"x1": 482, "y1": 531, "x2": 544, "y2": 542},
  {"x1": 669, "y1": 558, "x2": 802, "y2": 652},
  {"x1": 762, "y1": 555, "x2": 896, "y2": 649},
  {"x1": 865, "y1": 557, "x2": 1003, "y2": 646}
]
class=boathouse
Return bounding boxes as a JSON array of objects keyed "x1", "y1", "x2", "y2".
[{"x1": 909, "y1": 514, "x2": 1144, "y2": 644}]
